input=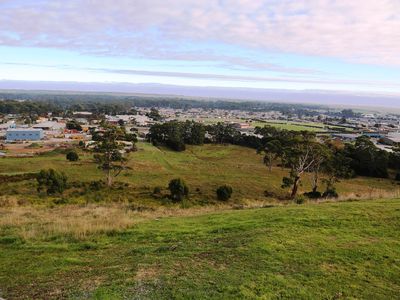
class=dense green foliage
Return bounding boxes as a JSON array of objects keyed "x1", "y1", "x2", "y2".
[
  {"x1": 66, "y1": 150, "x2": 79, "y2": 162},
  {"x1": 146, "y1": 107, "x2": 163, "y2": 121},
  {"x1": 216, "y1": 185, "x2": 233, "y2": 201},
  {"x1": 148, "y1": 120, "x2": 205, "y2": 151},
  {"x1": 345, "y1": 136, "x2": 389, "y2": 178},
  {"x1": 36, "y1": 169, "x2": 67, "y2": 195},
  {"x1": 66, "y1": 120, "x2": 82, "y2": 131},
  {"x1": 168, "y1": 178, "x2": 189, "y2": 201}
]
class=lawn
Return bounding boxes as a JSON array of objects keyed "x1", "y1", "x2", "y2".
[
  {"x1": 0, "y1": 198, "x2": 399, "y2": 299},
  {"x1": 0, "y1": 142, "x2": 398, "y2": 206}
]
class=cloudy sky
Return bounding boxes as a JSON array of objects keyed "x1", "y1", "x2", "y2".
[{"x1": 1, "y1": 0, "x2": 400, "y2": 95}]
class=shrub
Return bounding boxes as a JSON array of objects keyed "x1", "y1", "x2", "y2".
[
  {"x1": 89, "y1": 180, "x2": 104, "y2": 191},
  {"x1": 37, "y1": 169, "x2": 68, "y2": 195},
  {"x1": 66, "y1": 150, "x2": 79, "y2": 162},
  {"x1": 294, "y1": 194, "x2": 306, "y2": 204},
  {"x1": 53, "y1": 197, "x2": 69, "y2": 205},
  {"x1": 322, "y1": 187, "x2": 339, "y2": 198},
  {"x1": 304, "y1": 191, "x2": 322, "y2": 199},
  {"x1": 216, "y1": 185, "x2": 233, "y2": 201},
  {"x1": 168, "y1": 178, "x2": 189, "y2": 202}
]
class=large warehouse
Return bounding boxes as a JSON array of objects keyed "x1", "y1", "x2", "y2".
[{"x1": 6, "y1": 128, "x2": 44, "y2": 142}]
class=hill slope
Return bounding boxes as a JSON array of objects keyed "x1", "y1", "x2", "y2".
[
  {"x1": 0, "y1": 199, "x2": 399, "y2": 299},
  {"x1": 0, "y1": 143, "x2": 397, "y2": 205}
]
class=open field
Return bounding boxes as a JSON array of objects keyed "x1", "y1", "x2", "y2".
[
  {"x1": 0, "y1": 142, "x2": 398, "y2": 206},
  {"x1": 187, "y1": 117, "x2": 353, "y2": 132},
  {"x1": 251, "y1": 120, "x2": 328, "y2": 132},
  {"x1": 0, "y1": 198, "x2": 399, "y2": 299}
]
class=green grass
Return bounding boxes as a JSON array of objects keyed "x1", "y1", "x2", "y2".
[
  {"x1": 251, "y1": 120, "x2": 327, "y2": 132},
  {"x1": 0, "y1": 198, "x2": 399, "y2": 299},
  {"x1": 0, "y1": 142, "x2": 397, "y2": 206}
]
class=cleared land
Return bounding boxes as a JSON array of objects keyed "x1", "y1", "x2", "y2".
[{"x1": 0, "y1": 199, "x2": 399, "y2": 299}]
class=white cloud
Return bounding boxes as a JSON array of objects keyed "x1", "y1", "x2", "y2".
[{"x1": 0, "y1": 0, "x2": 400, "y2": 66}]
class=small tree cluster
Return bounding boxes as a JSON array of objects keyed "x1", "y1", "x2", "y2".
[
  {"x1": 66, "y1": 120, "x2": 82, "y2": 131},
  {"x1": 37, "y1": 169, "x2": 68, "y2": 195}
]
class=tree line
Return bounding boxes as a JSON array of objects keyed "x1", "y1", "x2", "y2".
[{"x1": 0, "y1": 92, "x2": 325, "y2": 116}]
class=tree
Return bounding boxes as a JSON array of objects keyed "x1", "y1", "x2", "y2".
[
  {"x1": 168, "y1": 178, "x2": 189, "y2": 202},
  {"x1": 308, "y1": 143, "x2": 331, "y2": 193},
  {"x1": 147, "y1": 121, "x2": 204, "y2": 151},
  {"x1": 345, "y1": 136, "x2": 389, "y2": 178},
  {"x1": 282, "y1": 141, "x2": 319, "y2": 199},
  {"x1": 37, "y1": 169, "x2": 67, "y2": 195},
  {"x1": 259, "y1": 139, "x2": 282, "y2": 171},
  {"x1": 183, "y1": 120, "x2": 205, "y2": 145},
  {"x1": 206, "y1": 122, "x2": 237, "y2": 144},
  {"x1": 93, "y1": 124, "x2": 130, "y2": 187},
  {"x1": 118, "y1": 119, "x2": 125, "y2": 126},
  {"x1": 66, "y1": 120, "x2": 82, "y2": 131},
  {"x1": 66, "y1": 150, "x2": 79, "y2": 162},
  {"x1": 146, "y1": 108, "x2": 163, "y2": 121},
  {"x1": 216, "y1": 185, "x2": 233, "y2": 201}
]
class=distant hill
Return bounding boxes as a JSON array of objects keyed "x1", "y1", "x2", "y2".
[{"x1": 1, "y1": 80, "x2": 400, "y2": 110}]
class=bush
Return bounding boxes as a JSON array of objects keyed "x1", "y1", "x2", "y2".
[
  {"x1": 66, "y1": 150, "x2": 79, "y2": 162},
  {"x1": 304, "y1": 191, "x2": 322, "y2": 199},
  {"x1": 294, "y1": 194, "x2": 306, "y2": 204},
  {"x1": 216, "y1": 185, "x2": 233, "y2": 201},
  {"x1": 168, "y1": 178, "x2": 189, "y2": 202},
  {"x1": 322, "y1": 187, "x2": 339, "y2": 198},
  {"x1": 89, "y1": 180, "x2": 104, "y2": 191},
  {"x1": 37, "y1": 169, "x2": 68, "y2": 195}
]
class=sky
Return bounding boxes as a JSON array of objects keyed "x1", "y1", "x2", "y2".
[{"x1": 1, "y1": 0, "x2": 400, "y2": 97}]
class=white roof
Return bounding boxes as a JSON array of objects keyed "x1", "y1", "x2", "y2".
[
  {"x1": 33, "y1": 121, "x2": 65, "y2": 129},
  {"x1": 7, "y1": 128, "x2": 43, "y2": 132}
]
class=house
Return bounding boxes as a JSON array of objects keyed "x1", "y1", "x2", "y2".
[
  {"x1": 331, "y1": 133, "x2": 360, "y2": 142},
  {"x1": 231, "y1": 122, "x2": 251, "y2": 129},
  {"x1": 379, "y1": 133, "x2": 400, "y2": 146},
  {"x1": 6, "y1": 129, "x2": 44, "y2": 141},
  {"x1": 0, "y1": 121, "x2": 16, "y2": 131},
  {"x1": 33, "y1": 121, "x2": 65, "y2": 131},
  {"x1": 73, "y1": 111, "x2": 93, "y2": 118}
]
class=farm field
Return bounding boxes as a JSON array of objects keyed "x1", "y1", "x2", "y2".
[
  {"x1": 0, "y1": 142, "x2": 397, "y2": 206},
  {"x1": 0, "y1": 198, "x2": 399, "y2": 299}
]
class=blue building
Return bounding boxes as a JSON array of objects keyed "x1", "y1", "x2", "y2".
[{"x1": 6, "y1": 128, "x2": 44, "y2": 142}]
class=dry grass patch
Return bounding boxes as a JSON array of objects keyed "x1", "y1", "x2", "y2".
[{"x1": 0, "y1": 204, "x2": 138, "y2": 241}]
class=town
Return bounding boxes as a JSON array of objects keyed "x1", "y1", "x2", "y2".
[{"x1": 1, "y1": 96, "x2": 400, "y2": 156}]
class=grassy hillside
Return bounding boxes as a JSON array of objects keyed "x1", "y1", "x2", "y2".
[
  {"x1": 0, "y1": 142, "x2": 397, "y2": 206},
  {"x1": 0, "y1": 199, "x2": 399, "y2": 299}
]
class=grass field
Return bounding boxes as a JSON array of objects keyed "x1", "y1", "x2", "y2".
[
  {"x1": 0, "y1": 142, "x2": 398, "y2": 206},
  {"x1": 0, "y1": 198, "x2": 399, "y2": 299},
  {"x1": 250, "y1": 120, "x2": 327, "y2": 132}
]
